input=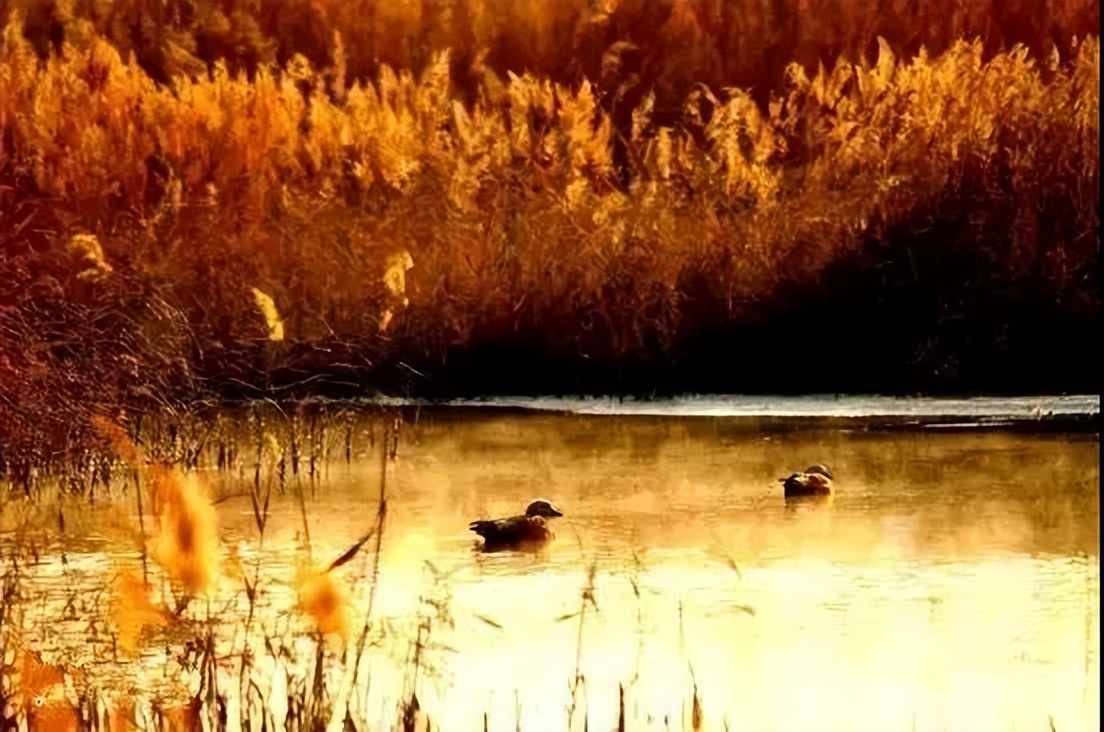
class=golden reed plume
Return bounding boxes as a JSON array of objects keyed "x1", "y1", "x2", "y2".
[
  {"x1": 294, "y1": 561, "x2": 353, "y2": 648},
  {"x1": 145, "y1": 464, "x2": 221, "y2": 595},
  {"x1": 251, "y1": 287, "x2": 285, "y2": 341},
  {"x1": 91, "y1": 418, "x2": 221, "y2": 596}
]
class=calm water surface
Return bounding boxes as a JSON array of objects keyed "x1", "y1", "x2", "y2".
[{"x1": 7, "y1": 405, "x2": 1100, "y2": 731}]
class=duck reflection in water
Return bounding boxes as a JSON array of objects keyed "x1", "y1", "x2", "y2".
[{"x1": 469, "y1": 498, "x2": 564, "y2": 552}]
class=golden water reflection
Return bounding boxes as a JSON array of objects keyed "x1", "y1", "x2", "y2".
[{"x1": 8, "y1": 412, "x2": 1101, "y2": 731}]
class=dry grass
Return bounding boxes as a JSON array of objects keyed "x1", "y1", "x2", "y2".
[
  {"x1": 0, "y1": 1, "x2": 1099, "y2": 458},
  {"x1": 0, "y1": 412, "x2": 398, "y2": 731},
  {"x1": 4, "y1": 1, "x2": 1097, "y2": 107}
]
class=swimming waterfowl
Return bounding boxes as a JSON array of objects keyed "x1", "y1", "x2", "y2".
[
  {"x1": 469, "y1": 499, "x2": 563, "y2": 551},
  {"x1": 779, "y1": 464, "x2": 834, "y2": 498}
]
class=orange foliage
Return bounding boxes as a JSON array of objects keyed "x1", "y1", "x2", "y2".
[
  {"x1": 6, "y1": 0, "x2": 1096, "y2": 111},
  {"x1": 0, "y1": 2, "x2": 1098, "y2": 444},
  {"x1": 3, "y1": 25, "x2": 1093, "y2": 347}
]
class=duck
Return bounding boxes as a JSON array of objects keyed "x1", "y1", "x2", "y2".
[
  {"x1": 779, "y1": 463, "x2": 834, "y2": 498},
  {"x1": 469, "y1": 498, "x2": 564, "y2": 551}
]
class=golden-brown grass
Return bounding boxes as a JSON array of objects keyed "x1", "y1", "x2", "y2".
[
  {"x1": 2, "y1": 22, "x2": 1095, "y2": 330},
  {"x1": 5, "y1": 1, "x2": 1097, "y2": 107},
  {"x1": 0, "y1": 2, "x2": 1099, "y2": 459}
]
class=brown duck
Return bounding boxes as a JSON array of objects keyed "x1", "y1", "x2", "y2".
[
  {"x1": 469, "y1": 499, "x2": 564, "y2": 551},
  {"x1": 780, "y1": 464, "x2": 834, "y2": 498}
]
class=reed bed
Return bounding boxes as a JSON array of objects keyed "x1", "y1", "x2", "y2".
[
  {"x1": 5, "y1": 0, "x2": 1097, "y2": 110},
  {"x1": 0, "y1": 1, "x2": 1099, "y2": 464}
]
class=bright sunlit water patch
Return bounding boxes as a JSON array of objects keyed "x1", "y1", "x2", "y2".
[{"x1": 3, "y1": 407, "x2": 1099, "y2": 731}]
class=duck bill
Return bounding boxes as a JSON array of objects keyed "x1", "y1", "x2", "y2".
[{"x1": 549, "y1": 506, "x2": 564, "y2": 517}]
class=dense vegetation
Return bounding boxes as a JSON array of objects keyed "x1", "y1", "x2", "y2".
[{"x1": 1, "y1": 0, "x2": 1099, "y2": 464}]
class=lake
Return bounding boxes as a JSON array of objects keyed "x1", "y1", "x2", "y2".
[{"x1": 2, "y1": 396, "x2": 1099, "y2": 731}]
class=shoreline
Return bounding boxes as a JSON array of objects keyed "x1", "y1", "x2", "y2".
[{"x1": 213, "y1": 393, "x2": 1103, "y2": 433}]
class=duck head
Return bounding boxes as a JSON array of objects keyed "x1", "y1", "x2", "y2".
[
  {"x1": 804, "y1": 464, "x2": 833, "y2": 480},
  {"x1": 525, "y1": 498, "x2": 564, "y2": 518}
]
